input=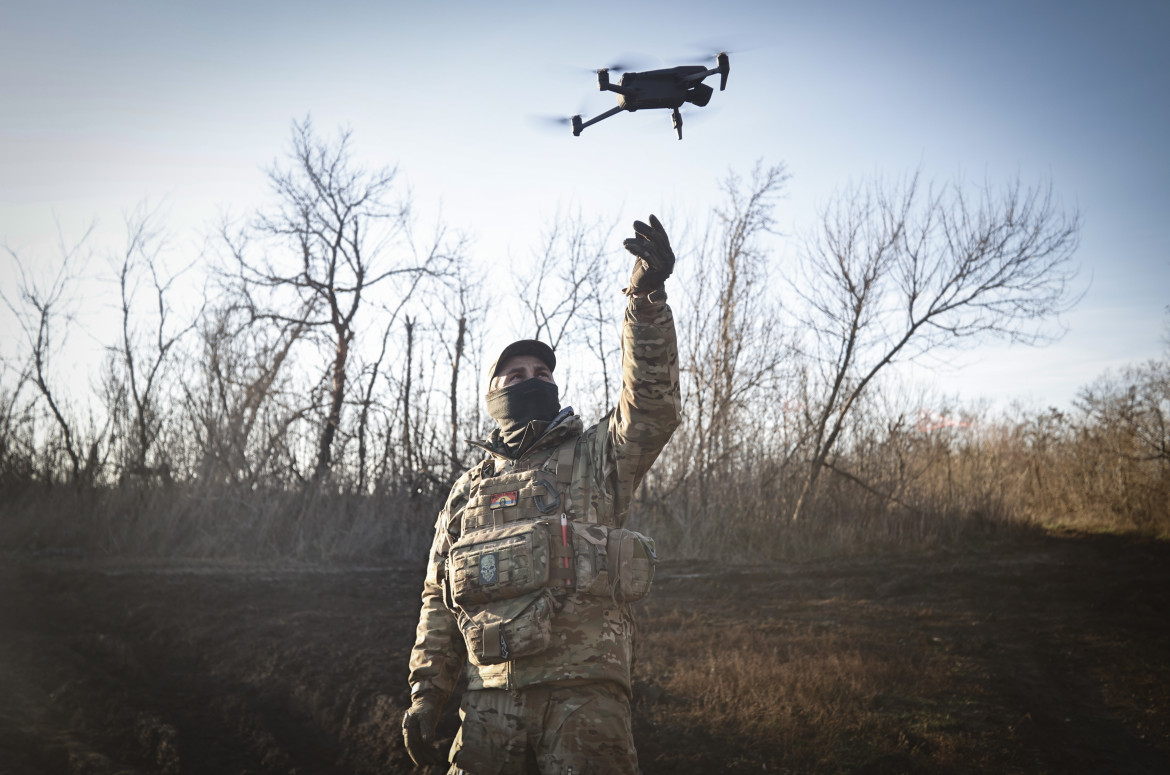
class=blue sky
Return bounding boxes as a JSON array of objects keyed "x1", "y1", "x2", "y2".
[{"x1": 2, "y1": 0, "x2": 1168, "y2": 410}]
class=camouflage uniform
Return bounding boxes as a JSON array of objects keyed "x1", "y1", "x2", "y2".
[{"x1": 408, "y1": 291, "x2": 680, "y2": 773}]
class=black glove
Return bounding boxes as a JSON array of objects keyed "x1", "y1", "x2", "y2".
[
  {"x1": 623, "y1": 214, "x2": 675, "y2": 295},
  {"x1": 402, "y1": 692, "x2": 446, "y2": 767}
]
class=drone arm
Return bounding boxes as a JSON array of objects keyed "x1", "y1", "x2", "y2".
[
  {"x1": 573, "y1": 105, "x2": 624, "y2": 136},
  {"x1": 680, "y1": 53, "x2": 730, "y2": 90},
  {"x1": 597, "y1": 69, "x2": 636, "y2": 97}
]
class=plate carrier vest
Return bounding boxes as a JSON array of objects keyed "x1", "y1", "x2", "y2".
[{"x1": 444, "y1": 434, "x2": 655, "y2": 665}]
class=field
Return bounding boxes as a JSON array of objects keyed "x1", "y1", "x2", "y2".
[{"x1": 2, "y1": 529, "x2": 1168, "y2": 774}]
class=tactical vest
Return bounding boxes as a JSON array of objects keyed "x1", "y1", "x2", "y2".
[{"x1": 445, "y1": 434, "x2": 656, "y2": 666}]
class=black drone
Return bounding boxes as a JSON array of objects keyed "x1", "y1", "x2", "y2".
[{"x1": 570, "y1": 53, "x2": 730, "y2": 140}]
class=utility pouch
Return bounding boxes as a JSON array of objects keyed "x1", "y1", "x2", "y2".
[
  {"x1": 457, "y1": 590, "x2": 554, "y2": 666},
  {"x1": 570, "y1": 523, "x2": 657, "y2": 603}
]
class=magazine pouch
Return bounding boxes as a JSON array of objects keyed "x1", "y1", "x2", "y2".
[{"x1": 457, "y1": 589, "x2": 555, "y2": 666}]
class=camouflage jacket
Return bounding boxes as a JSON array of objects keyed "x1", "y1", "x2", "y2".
[{"x1": 408, "y1": 293, "x2": 680, "y2": 702}]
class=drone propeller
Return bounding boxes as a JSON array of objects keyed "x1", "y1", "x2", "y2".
[
  {"x1": 575, "y1": 52, "x2": 660, "y2": 75},
  {"x1": 528, "y1": 84, "x2": 604, "y2": 134},
  {"x1": 683, "y1": 33, "x2": 765, "y2": 59},
  {"x1": 529, "y1": 115, "x2": 573, "y2": 128},
  {"x1": 668, "y1": 36, "x2": 762, "y2": 74},
  {"x1": 528, "y1": 102, "x2": 593, "y2": 134},
  {"x1": 594, "y1": 62, "x2": 631, "y2": 74}
]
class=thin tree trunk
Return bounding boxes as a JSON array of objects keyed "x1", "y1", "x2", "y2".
[
  {"x1": 314, "y1": 330, "x2": 349, "y2": 481},
  {"x1": 402, "y1": 316, "x2": 415, "y2": 478},
  {"x1": 449, "y1": 314, "x2": 465, "y2": 479}
]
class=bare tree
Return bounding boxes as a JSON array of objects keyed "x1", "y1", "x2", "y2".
[
  {"x1": 353, "y1": 234, "x2": 465, "y2": 492},
  {"x1": 2, "y1": 226, "x2": 105, "y2": 485},
  {"x1": 222, "y1": 118, "x2": 447, "y2": 483},
  {"x1": 181, "y1": 302, "x2": 309, "y2": 487},
  {"x1": 424, "y1": 260, "x2": 486, "y2": 479},
  {"x1": 0, "y1": 359, "x2": 36, "y2": 484},
  {"x1": 517, "y1": 210, "x2": 614, "y2": 352},
  {"x1": 667, "y1": 163, "x2": 794, "y2": 548},
  {"x1": 507, "y1": 209, "x2": 621, "y2": 416},
  {"x1": 1076, "y1": 359, "x2": 1169, "y2": 463},
  {"x1": 106, "y1": 204, "x2": 197, "y2": 483},
  {"x1": 788, "y1": 172, "x2": 1081, "y2": 522},
  {"x1": 700, "y1": 163, "x2": 792, "y2": 468},
  {"x1": 577, "y1": 229, "x2": 624, "y2": 418}
]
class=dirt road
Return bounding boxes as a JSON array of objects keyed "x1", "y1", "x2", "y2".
[{"x1": 2, "y1": 531, "x2": 1167, "y2": 774}]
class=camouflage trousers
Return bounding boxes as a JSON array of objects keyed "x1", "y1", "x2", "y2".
[{"x1": 448, "y1": 681, "x2": 638, "y2": 775}]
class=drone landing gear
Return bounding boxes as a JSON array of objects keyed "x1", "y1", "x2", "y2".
[{"x1": 671, "y1": 108, "x2": 683, "y2": 140}]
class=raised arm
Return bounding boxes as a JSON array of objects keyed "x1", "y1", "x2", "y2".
[{"x1": 606, "y1": 215, "x2": 682, "y2": 520}]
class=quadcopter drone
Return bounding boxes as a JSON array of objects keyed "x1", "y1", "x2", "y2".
[{"x1": 570, "y1": 52, "x2": 730, "y2": 140}]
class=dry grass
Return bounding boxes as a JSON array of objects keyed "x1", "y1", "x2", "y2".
[
  {"x1": 633, "y1": 607, "x2": 960, "y2": 772},
  {"x1": 626, "y1": 533, "x2": 1170, "y2": 773}
]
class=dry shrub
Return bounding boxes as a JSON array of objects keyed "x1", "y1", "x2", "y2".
[{"x1": 637, "y1": 357, "x2": 1169, "y2": 562}]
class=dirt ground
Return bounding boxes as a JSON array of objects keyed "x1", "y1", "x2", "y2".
[{"x1": 1, "y1": 530, "x2": 1168, "y2": 774}]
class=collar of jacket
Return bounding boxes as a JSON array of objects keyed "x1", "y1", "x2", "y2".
[{"x1": 467, "y1": 407, "x2": 582, "y2": 465}]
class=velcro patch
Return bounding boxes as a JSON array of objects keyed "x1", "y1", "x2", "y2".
[
  {"x1": 489, "y1": 491, "x2": 518, "y2": 509},
  {"x1": 480, "y1": 552, "x2": 499, "y2": 585}
]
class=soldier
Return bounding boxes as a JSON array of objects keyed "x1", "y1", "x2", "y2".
[{"x1": 402, "y1": 214, "x2": 680, "y2": 774}]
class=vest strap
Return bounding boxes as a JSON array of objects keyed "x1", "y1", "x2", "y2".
[
  {"x1": 468, "y1": 456, "x2": 494, "y2": 500},
  {"x1": 555, "y1": 436, "x2": 576, "y2": 489},
  {"x1": 481, "y1": 621, "x2": 501, "y2": 659}
]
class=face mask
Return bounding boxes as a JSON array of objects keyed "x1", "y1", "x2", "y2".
[{"x1": 486, "y1": 378, "x2": 561, "y2": 440}]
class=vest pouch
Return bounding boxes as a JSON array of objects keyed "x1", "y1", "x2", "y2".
[
  {"x1": 448, "y1": 519, "x2": 555, "y2": 606},
  {"x1": 569, "y1": 521, "x2": 612, "y2": 597},
  {"x1": 608, "y1": 528, "x2": 656, "y2": 602},
  {"x1": 458, "y1": 590, "x2": 554, "y2": 666},
  {"x1": 569, "y1": 522, "x2": 657, "y2": 603}
]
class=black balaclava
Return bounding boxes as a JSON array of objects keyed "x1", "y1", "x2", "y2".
[{"x1": 486, "y1": 378, "x2": 561, "y2": 457}]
